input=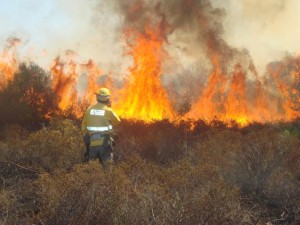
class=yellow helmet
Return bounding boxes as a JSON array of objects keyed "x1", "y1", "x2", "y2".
[
  {"x1": 96, "y1": 87, "x2": 111, "y2": 102},
  {"x1": 96, "y1": 87, "x2": 110, "y2": 96}
]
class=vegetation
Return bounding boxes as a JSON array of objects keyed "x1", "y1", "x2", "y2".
[
  {"x1": 0, "y1": 62, "x2": 58, "y2": 129},
  {"x1": 1, "y1": 118, "x2": 300, "y2": 224},
  {"x1": 0, "y1": 62, "x2": 300, "y2": 224}
]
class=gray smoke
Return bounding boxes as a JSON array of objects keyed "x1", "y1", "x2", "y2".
[{"x1": 96, "y1": 0, "x2": 255, "y2": 109}]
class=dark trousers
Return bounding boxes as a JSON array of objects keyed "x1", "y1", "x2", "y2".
[
  {"x1": 83, "y1": 133, "x2": 114, "y2": 167},
  {"x1": 83, "y1": 134, "x2": 90, "y2": 155},
  {"x1": 89, "y1": 145, "x2": 113, "y2": 170},
  {"x1": 89, "y1": 145, "x2": 113, "y2": 166}
]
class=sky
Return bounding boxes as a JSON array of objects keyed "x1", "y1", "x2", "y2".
[
  {"x1": 0, "y1": 0, "x2": 125, "y2": 73},
  {"x1": 1, "y1": 0, "x2": 300, "y2": 75}
]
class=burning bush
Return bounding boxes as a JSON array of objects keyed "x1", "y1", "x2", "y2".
[{"x1": 0, "y1": 62, "x2": 58, "y2": 129}]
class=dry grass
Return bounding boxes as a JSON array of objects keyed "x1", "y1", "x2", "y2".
[{"x1": 1, "y1": 118, "x2": 300, "y2": 224}]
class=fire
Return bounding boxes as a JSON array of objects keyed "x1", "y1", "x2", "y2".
[
  {"x1": 50, "y1": 56, "x2": 82, "y2": 117},
  {"x1": 0, "y1": 35, "x2": 299, "y2": 126},
  {"x1": 185, "y1": 55, "x2": 253, "y2": 127},
  {"x1": 22, "y1": 87, "x2": 52, "y2": 119},
  {"x1": 186, "y1": 54, "x2": 300, "y2": 126},
  {"x1": 50, "y1": 54, "x2": 103, "y2": 118},
  {"x1": 0, "y1": 38, "x2": 20, "y2": 89},
  {"x1": 114, "y1": 26, "x2": 174, "y2": 121},
  {"x1": 0, "y1": 39, "x2": 105, "y2": 119},
  {"x1": 186, "y1": 55, "x2": 228, "y2": 122},
  {"x1": 268, "y1": 56, "x2": 300, "y2": 120},
  {"x1": 223, "y1": 63, "x2": 250, "y2": 126}
]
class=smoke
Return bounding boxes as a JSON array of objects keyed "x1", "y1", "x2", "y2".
[
  {"x1": 109, "y1": 0, "x2": 239, "y2": 63},
  {"x1": 103, "y1": 0, "x2": 300, "y2": 77},
  {"x1": 2, "y1": 0, "x2": 300, "y2": 76},
  {"x1": 100, "y1": 0, "x2": 255, "y2": 106},
  {"x1": 1, "y1": 0, "x2": 299, "y2": 121},
  {"x1": 211, "y1": 0, "x2": 300, "y2": 73},
  {"x1": 97, "y1": 0, "x2": 299, "y2": 119}
]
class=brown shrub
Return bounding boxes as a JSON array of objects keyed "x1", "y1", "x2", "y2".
[
  {"x1": 0, "y1": 176, "x2": 38, "y2": 224},
  {"x1": 34, "y1": 156, "x2": 250, "y2": 225},
  {"x1": 1, "y1": 118, "x2": 300, "y2": 224},
  {"x1": 115, "y1": 119, "x2": 197, "y2": 164},
  {"x1": 1, "y1": 118, "x2": 85, "y2": 173},
  {"x1": 224, "y1": 128, "x2": 300, "y2": 223}
]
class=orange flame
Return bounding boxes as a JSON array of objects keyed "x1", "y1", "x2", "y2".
[
  {"x1": 114, "y1": 26, "x2": 174, "y2": 121},
  {"x1": 223, "y1": 63, "x2": 250, "y2": 126},
  {"x1": 267, "y1": 57, "x2": 300, "y2": 120},
  {"x1": 50, "y1": 56, "x2": 81, "y2": 116},
  {"x1": 186, "y1": 55, "x2": 227, "y2": 122},
  {"x1": 185, "y1": 54, "x2": 300, "y2": 126},
  {"x1": 50, "y1": 55, "x2": 103, "y2": 118},
  {"x1": 0, "y1": 38, "x2": 20, "y2": 89},
  {"x1": 0, "y1": 35, "x2": 299, "y2": 126}
]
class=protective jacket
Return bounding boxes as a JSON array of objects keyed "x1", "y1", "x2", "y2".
[{"x1": 81, "y1": 102, "x2": 121, "y2": 146}]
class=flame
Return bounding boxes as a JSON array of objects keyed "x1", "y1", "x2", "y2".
[
  {"x1": 0, "y1": 38, "x2": 20, "y2": 89},
  {"x1": 50, "y1": 56, "x2": 82, "y2": 117},
  {"x1": 186, "y1": 55, "x2": 300, "y2": 127},
  {"x1": 21, "y1": 87, "x2": 53, "y2": 119},
  {"x1": 0, "y1": 40, "x2": 105, "y2": 119},
  {"x1": 268, "y1": 57, "x2": 300, "y2": 120},
  {"x1": 186, "y1": 55, "x2": 227, "y2": 121},
  {"x1": 223, "y1": 63, "x2": 250, "y2": 126},
  {"x1": 50, "y1": 55, "x2": 103, "y2": 118},
  {"x1": 114, "y1": 26, "x2": 174, "y2": 121},
  {"x1": 0, "y1": 34, "x2": 299, "y2": 126}
]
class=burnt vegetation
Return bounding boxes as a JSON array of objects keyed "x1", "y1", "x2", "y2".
[{"x1": 1, "y1": 64, "x2": 300, "y2": 225}]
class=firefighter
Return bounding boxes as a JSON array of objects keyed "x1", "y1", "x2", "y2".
[{"x1": 81, "y1": 87, "x2": 121, "y2": 167}]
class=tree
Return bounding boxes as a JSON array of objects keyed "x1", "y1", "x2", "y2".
[{"x1": 0, "y1": 62, "x2": 58, "y2": 128}]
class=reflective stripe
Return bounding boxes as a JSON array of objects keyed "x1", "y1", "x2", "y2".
[
  {"x1": 90, "y1": 109, "x2": 105, "y2": 116},
  {"x1": 87, "y1": 126, "x2": 112, "y2": 131}
]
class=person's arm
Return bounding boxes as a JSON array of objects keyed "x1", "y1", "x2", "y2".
[{"x1": 109, "y1": 109, "x2": 121, "y2": 127}]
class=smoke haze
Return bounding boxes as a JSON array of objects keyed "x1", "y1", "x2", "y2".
[
  {"x1": 211, "y1": 0, "x2": 300, "y2": 72},
  {"x1": 1, "y1": 0, "x2": 299, "y2": 122},
  {"x1": 1, "y1": 0, "x2": 300, "y2": 75}
]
